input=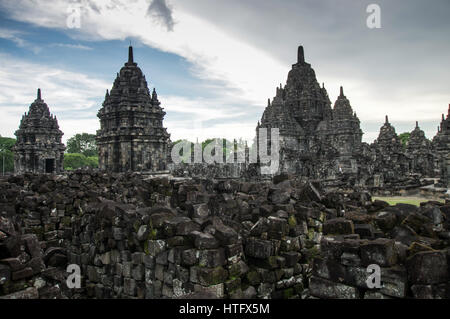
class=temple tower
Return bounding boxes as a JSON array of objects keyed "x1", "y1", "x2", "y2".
[
  {"x1": 432, "y1": 104, "x2": 450, "y2": 184},
  {"x1": 371, "y1": 115, "x2": 409, "y2": 184},
  {"x1": 96, "y1": 46, "x2": 171, "y2": 172},
  {"x1": 406, "y1": 121, "x2": 434, "y2": 176},
  {"x1": 13, "y1": 89, "x2": 65, "y2": 174},
  {"x1": 330, "y1": 86, "x2": 363, "y2": 174}
]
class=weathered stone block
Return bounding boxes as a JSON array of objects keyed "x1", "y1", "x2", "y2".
[
  {"x1": 214, "y1": 225, "x2": 239, "y2": 245},
  {"x1": 191, "y1": 231, "x2": 219, "y2": 249},
  {"x1": 193, "y1": 266, "x2": 228, "y2": 286},
  {"x1": 12, "y1": 267, "x2": 34, "y2": 281},
  {"x1": 198, "y1": 249, "x2": 226, "y2": 268},
  {"x1": 147, "y1": 240, "x2": 166, "y2": 256},
  {"x1": 132, "y1": 264, "x2": 145, "y2": 281},
  {"x1": 181, "y1": 249, "x2": 198, "y2": 267},
  {"x1": 312, "y1": 257, "x2": 346, "y2": 283},
  {"x1": 341, "y1": 252, "x2": 361, "y2": 266},
  {"x1": 309, "y1": 276, "x2": 359, "y2": 299},
  {"x1": 375, "y1": 211, "x2": 398, "y2": 232},
  {"x1": 282, "y1": 251, "x2": 301, "y2": 267},
  {"x1": 190, "y1": 203, "x2": 210, "y2": 219},
  {"x1": 323, "y1": 218, "x2": 354, "y2": 235},
  {"x1": 123, "y1": 277, "x2": 136, "y2": 296},
  {"x1": 380, "y1": 266, "x2": 407, "y2": 298},
  {"x1": 0, "y1": 287, "x2": 39, "y2": 299},
  {"x1": 245, "y1": 238, "x2": 274, "y2": 259},
  {"x1": 407, "y1": 251, "x2": 448, "y2": 285},
  {"x1": 411, "y1": 284, "x2": 449, "y2": 299},
  {"x1": 360, "y1": 238, "x2": 397, "y2": 267},
  {"x1": 267, "y1": 216, "x2": 289, "y2": 239}
]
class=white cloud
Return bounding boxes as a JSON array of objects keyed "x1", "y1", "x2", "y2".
[
  {"x1": 0, "y1": 28, "x2": 42, "y2": 53},
  {"x1": 0, "y1": 0, "x2": 447, "y2": 145},
  {"x1": 0, "y1": 0, "x2": 287, "y2": 142},
  {"x1": 50, "y1": 43, "x2": 93, "y2": 50},
  {"x1": 0, "y1": 53, "x2": 109, "y2": 143},
  {"x1": 162, "y1": 95, "x2": 257, "y2": 142}
]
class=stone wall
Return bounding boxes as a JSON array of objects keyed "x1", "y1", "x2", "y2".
[
  {"x1": 310, "y1": 201, "x2": 450, "y2": 298},
  {"x1": 1, "y1": 172, "x2": 449, "y2": 299}
]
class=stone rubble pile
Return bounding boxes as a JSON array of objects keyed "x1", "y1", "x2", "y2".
[
  {"x1": 310, "y1": 199, "x2": 450, "y2": 298},
  {"x1": 0, "y1": 171, "x2": 449, "y2": 299}
]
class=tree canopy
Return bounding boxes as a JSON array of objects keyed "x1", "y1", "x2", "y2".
[
  {"x1": 64, "y1": 153, "x2": 98, "y2": 170},
  {"x1": 0, "y1": 136, "x2": 16, "y2": 173},
  {"x1": 66, "y1": 133, "x2": 97, "y2": 157},
  {"x1": 398, "y1": 132, "x2": 411, "y2": 148}
]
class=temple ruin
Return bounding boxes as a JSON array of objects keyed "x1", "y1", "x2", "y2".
[
  {"x1": 13, "y1": 89, "x2": 65, "y2": 174},
  {"x1": 10, "y1": 45, "x2": 450, "y2": 189},
  {"x1": 255, "y1": 46, "x2": 446, "y2": 189},
  {"x1": 3, "y1": 44, "x2": 450, "y2": 301},
  {"x1": 96, "y1": 46, "x2": 171, "y2": 173}
]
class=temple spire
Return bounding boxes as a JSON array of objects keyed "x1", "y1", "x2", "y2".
[
  {"x1": 37, "y1": 88, "x2": 42, "y2": 100},
  {"x1": 385, "y1": 115, "x2": 389, "y2": 124},
  {"x1": 416, "y1": 121, "x2": 419, "y2": 128},
  {"x1": 339, "y1": 86, "x2": 344, "y2": 97},
  {"x1": 128, "y1": 45, "x2": 134, "y2": 64},
  {"x1": 152, "y1": 88, "x2": 158, "y2": 102},
  {"x1": 297, "y1": 45, "x2": 304, "y2": 63}
]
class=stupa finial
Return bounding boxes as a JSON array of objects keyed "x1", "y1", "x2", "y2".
[
  {"x1": 298, "y1": 45, "x2": 304, "y2": 63},
  {"x1": 128, "y1": 45, "x2": 134, "y2": 64}
]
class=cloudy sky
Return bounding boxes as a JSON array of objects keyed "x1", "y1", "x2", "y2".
[{"x1": 0, "y1": 0, "x2": 449, "y2": 144}]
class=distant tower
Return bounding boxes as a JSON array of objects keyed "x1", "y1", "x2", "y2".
[
  {"x1": 13, "y1": 89, "x2": 65, "y2": 174},
  {"x1": 96, "y1": 46, "x2": 171, "y2": 172}
]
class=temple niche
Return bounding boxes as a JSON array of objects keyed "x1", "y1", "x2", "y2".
[
  {"x1": 96, "y1": 46, "x2": 171, "y2": 173},
  {"x1": 13, "y1": 89, "x2": 65, "y2": 174}
]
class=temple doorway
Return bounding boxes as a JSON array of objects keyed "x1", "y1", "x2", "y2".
[{"x1": 45, "y1": 158, "x2": 55, "y2": 173}]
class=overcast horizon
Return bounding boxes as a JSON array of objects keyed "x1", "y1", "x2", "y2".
[{"x1": 0, "y1": 0, "x2": 449, "y2": 145}]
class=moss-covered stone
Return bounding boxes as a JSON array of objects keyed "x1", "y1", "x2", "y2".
[
  {"x1": 197, "y1": 266, "x2": 229, "y2": 286},
  {"x1": 246, "y1": 270, "x2": 261, "y2": 286},
  {"x1": 283, "y1": 287, "x2": 295, "y2": 299},
  {"x1": 288, "y1": 215, "x2": 297, "y2": 227},
  {"x1": 225, "y1": 277, "x2": 241, "y2": 293}
]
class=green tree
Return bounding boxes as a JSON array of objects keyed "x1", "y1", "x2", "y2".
[
  {"x1": 0, "y1": 136, "x2": 16, "y2": 173},
  {"x1": 64, "y1": 153, "x2": 98, "y2": 170},
  {"x1": 86, "y1": 156, "x2": 99, "y2": 168},
  {"x1": 66, "y1": 133, "x2": 97, "y2": 157},
  {"x1": 399, "y1": 132, "x2": 410, "y2": 148}
]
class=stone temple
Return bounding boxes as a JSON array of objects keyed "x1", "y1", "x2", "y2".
[
  {"x1": 96, "y1": 46, "x2": 171, "y2": 172},
  {"x1": 255, "y1": 46, "x2": 445, "y2": 188},
  {"x1": 9, "y1": 44, "x2": 450, "y2": 189},
  {"x1": 13, "y1": 89, "x2": 65, "y2": 174},
  {"x1": 433, "y1": 105, "x2": 450, "y2": 185},
  {"x1": 258, "y1": 46, "x2": 366, "y2": 184}
]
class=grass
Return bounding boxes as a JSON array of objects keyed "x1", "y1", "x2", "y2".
[{"x1": 373, "y1": 196, "x2": 445, "y2": 207}]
